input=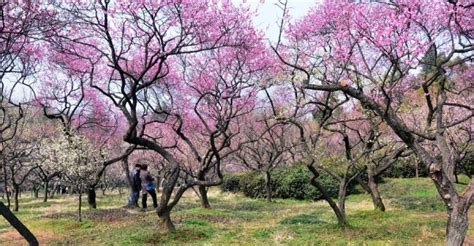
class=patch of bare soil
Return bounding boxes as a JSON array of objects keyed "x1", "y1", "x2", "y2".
[{"x1": 0, "y1": 229, "x2": 57, "y2": 246}]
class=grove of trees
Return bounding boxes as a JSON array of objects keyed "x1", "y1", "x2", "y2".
[{"x1": 0, "y1": 1, "x2": 472, "y2": 245}]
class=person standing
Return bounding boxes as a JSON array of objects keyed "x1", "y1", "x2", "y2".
[{"x1": 140, "y1": 164, "x2": 158, "y2": 209}]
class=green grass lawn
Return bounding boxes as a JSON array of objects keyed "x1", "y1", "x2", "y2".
[{"x1": 0, "y1": 177, "x2": 472, "y2": 245}]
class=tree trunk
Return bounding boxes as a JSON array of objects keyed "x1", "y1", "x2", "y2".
[
  {"x1": 78, "y1": 189, "x2": 82, "y2": 222},
  {"x1": 198, "y1": 185, "x2": 211, "y2": 208},
  {"x1": 121, "y1": 157, "x2": 136, "y2": 207},
  {"x1": 102, "y1": 169, "x2": 107, "y2": 196},
  {"x1": 50, "y1": 184, "x2": 57, "y2": 199},
  {"x1": 3, "y1": 165, "x2": 10, "y2": 208},
  {"x1": 154, "y1": 165, "x2": 182, "y2": 231},
  {"x1": 446, "y1": 198, "x2": 470, "y2": 246},
  {"x1": 263, "y1": 171, "x2": 272, "y2": 202},
  {"x1": 418, "y1": 142, "x2": 471, "y2": 245},
  {"x1": 195, "y1": 170, "x2": 211, "y2": 209},
  {"x1": 368, "y1": 178, "x2": 385, "y2": 212},
  {"x1": 87, "y1": 187, "x2": 97, "y2": 209},
  {"x1": 43, "y1": 181, "x2": 48, "y2": 203},
  {"x1": 314, "y1": 179, "x2": 346, "y2": 226},
  {"x1": 367, "y1": 166, "x2": 385, "y2": 211},
  {"x1": 415, "y1": 161, "x2": 419, "y2": 178},
  {"x1": 33, "y1": 187, "x2": 39, "y2": 199},
  {"x1": 356, "y1": 176, "x2": 371, "y2": 194},
  {"x1": 337, "y1": 180, "x2": 348, "y2": 217},
  {"x1": 13, "y1": 184, "x2": 19, "y2": 212},
  {"x1": 157, "y1": 208, "x2": 175, "y2": 231},
  {"x1": 0, "y1": 202, "x2": 38, "y2": 245},
  {"x1": 156, "y1": 176, "x2": 161, "y2": 193},
  {"x1": 308, "y1": 165, "x2": 346, "y2": 226},
  {"x1": 6, "y1": 189, "x2": 10, "y2": 209}
]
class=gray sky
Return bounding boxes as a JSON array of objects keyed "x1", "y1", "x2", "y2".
[{"x1": 233, "y1": 0, "x2": 319, "y2": 42}]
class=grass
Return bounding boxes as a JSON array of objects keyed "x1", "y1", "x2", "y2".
[{"x1": 0, "y1": 177, "x2": 472, "y2": 245}]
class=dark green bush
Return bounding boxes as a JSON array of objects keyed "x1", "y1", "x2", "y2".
[
  {"x1": 220, "y1": 174, "x2": 242, "y2": 193},
  {"x1": 383, "y1": 159, "x2": 427, "y2": 178},
  {"x1": 273, "y1": 165, "x2": 331, "y2": 200},
  {"x1": 221, "y1": 165, "x2": 341, "y2": 200},
  {"x1": 239, "y1": 171, "x2": 269, "y2": 199}
]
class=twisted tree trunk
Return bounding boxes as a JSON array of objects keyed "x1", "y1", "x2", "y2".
[
  {"x1": 308, "y1": 165, "x2": 346, "y2": 226},
  {"x1": 367, "y1": 166, "x2": 385, "y2": 211},
  {"x1": 197, "y1": 185, "x2": 211, "y2": 208}
]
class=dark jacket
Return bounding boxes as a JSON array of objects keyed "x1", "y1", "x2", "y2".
[
  {"x1": 140, "y1": 171, "x2": 155, "y2": 192},
  {"x1": 132, "y1": 170, "x2": 141, "y2": 192}
]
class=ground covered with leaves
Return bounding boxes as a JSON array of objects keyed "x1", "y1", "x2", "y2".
[{"x1": 0, "y1": 177, "x2": 472, "y2": 245}]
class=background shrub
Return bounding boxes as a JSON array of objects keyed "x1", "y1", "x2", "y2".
[
  {"x1": 221, "y1": 165, "x2": 344, "y2": 200},
  {"x1": 383, "y1": 159, "x2": 427, "y2": 178},
  {"x1": 221, "y1": 174, "x2": 242, "y2": 193},
  {"x1": 239, "y1": 171, "x2": 268, "y2": 199}
]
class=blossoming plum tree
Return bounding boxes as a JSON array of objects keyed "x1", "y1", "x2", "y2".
[
  {"x1": 278, "y1": 0, "x2": 473, "y2": 244},
  {"x1": 35, "y1": 61, "x2": 135, "y2": 208},
  {"x1": 41, "y1": 131, "x2": 108, "y2": 221},
  {"x1": 44, "y1": 0, "x2": 270, "y2": 230}
]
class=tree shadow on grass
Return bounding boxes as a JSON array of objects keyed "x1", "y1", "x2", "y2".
[
  {"x1": 174, "y1": 202, "x2": 200, "y2": 211},
  {"x1": 212, "y1": 199, "x2": 270, "y2": 212},
  {"x1": 280, "y1": 213, "x2": 329, "y2": 225},
  {"x1": 176, "y1": 213, "x2": 250, "y2": 224},
  {"x1": 44, "y1": 208, "x2": 141, "y2": 222}
]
